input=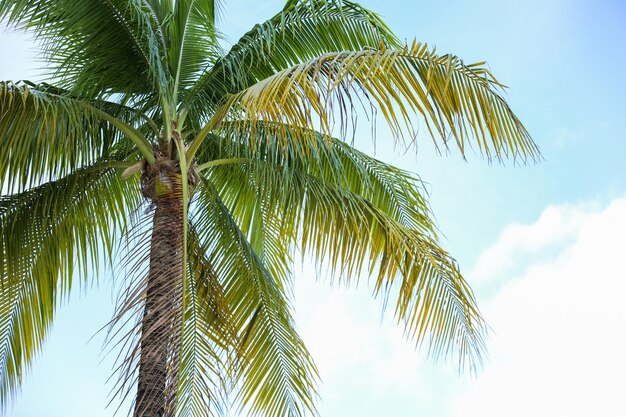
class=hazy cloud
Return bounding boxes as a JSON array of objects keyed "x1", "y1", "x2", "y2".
[{"x1": 453, "y1": 196, "x2": 626, "y2": 417}]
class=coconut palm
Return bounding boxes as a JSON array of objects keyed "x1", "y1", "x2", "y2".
[{"x1": 0, "y1": 0, "x2": 539, "y2": 416}]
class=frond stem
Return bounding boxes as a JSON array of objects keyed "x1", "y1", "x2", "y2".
[{"x1": 196, "y1": 158, "x2": 249, "y2": 172}]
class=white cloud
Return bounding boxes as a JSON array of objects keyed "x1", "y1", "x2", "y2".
[
  {"x1": 452, "y1": 196, "x2": 626, "y2": 417},
  {"x1": 470, "y1": 201, "x2": 596, "y2": 283}
]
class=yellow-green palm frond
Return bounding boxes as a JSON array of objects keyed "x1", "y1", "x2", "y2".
[
  {"x1": 211, "y1": 168, "x2": 294, "y2": 294},
  {"x1": 295, "y1": 178, "x2": 486, "y2": 369},
  {"x1": 176, "y1": 225, "x2": 238, "y2": 417},
  {"x1": 198, "y1": 125, "x2": 486, "y2": 369},
  {"x1": 199, "y1": 142, "x2": 294, "y2": 292},
  {"x1": 191, "y1": 181, "x2": 319, "y2": 417},
  {"x1": 183, "y1": 0, "x2": 398, "y2": 120},
  {"x1": 0, "y1": 0, "x2": 169, "y2": 95},
  {"x1": 0, "y1": 81, "x2": 155, "y2": 191},
  {"x1": 213, "y1": 121, "x2": 434, "y2": 234},
  {"x1": 196, "y1": 121, "x2": 436, "y2": 296},
  {"x1": 195, "y1": 42, "x2": 539, "y2": 163},
  {"x1": 0, "y1": 163, "x2": 140, "y2": 408}
]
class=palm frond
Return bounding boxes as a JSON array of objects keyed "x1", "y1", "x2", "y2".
[
  {"x1": 176, "y1": 225, "x2": 237, "y2": 417},
  {"x1": 212, "y1": 121, "x2": 433, "y2": 231},
  {"x1": 200, "y1": 151, "x2": 294, "y2": 293},
  {"x1": 197, "y1": 121, "x2": 436, "y2": 296},
  {"x1": 199, "y1": 136, "x2": 486, "y2": 370},
  {"x1": 192, "y1": 42, "x2": 539, "y2": 163},
  {"x1": 191, "y1": 180, "x2": 319, "y2": 417},
  {"x1": 0, "y1": 164, "x2": 140, "y2": 408},
  {"x1": 169, "y1": 0, "x2": 223, "y2": 100},
  {"x1": 183, "y1": 0, "x2": 398, "y2": 121},
  {"x1": 0, "y1": 0, "x2": 169, "y2": 95},
  {"x1": 0, "y1": 81, "x2": 154, "y2": 191}
]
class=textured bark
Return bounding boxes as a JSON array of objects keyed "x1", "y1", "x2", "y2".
[{"x1": 134, "y1": 172, "x2": 184, "y2": 417}]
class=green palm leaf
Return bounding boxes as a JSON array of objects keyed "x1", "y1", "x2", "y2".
[
  {"x1": 176, "y1": 225, "x2": 237, "y2": 417},
  {"x1": 0, "y1": 81, "x2": 155, "y2": 191},
  {"x1": 169, "y1": 0, "x2": 222, "y2": 101},
  {"x1": 0, "y1": 164, "x2": 140, "y2": 408},
  {"x1": 191, "y1": 180, "x2": 319, "y2": 417},
  {"x1": 196, "y1": 121, "x2": 437, "y2": 296},
  {"x1": 202, "y1": 121, "x2": 434, "y2": 233},
  {"x1": 183, "y1": 0, "x2": 398, "y2": 122}
]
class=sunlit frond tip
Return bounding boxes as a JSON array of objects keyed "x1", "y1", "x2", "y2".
[
  {"x1": 386, "y1": 243, "x2": 489, "y2": 372},
  {"x1": 293, "y1": 173, "x2": 490, "y2": 372},
  {"x1": 215, "y1": 40, "x2": 540, "y2": 163}
]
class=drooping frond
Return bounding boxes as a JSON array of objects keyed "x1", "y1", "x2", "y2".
[
  {"x1": 198, "y1": 128, "x2": 486, "y2": 369},
  {"x1": 0, "y1": 164, "x2": 140, "y2": 408},
  {"x1": 176, "y1": 226, "x2": 237, "y2": 417},
  {"x1": 191, "y1": 180, "x2": 319, "y2": 417},
  {"x1": 183, "y1": 0, "x2": 398, "y2": 121},
  {"x1": 105, "y1": 208, "x2": 154, "y2": 416},
  {"x1": 0, "y1": 0, "x2": 169, "y2": 95},
  {"x1": 196, "y1": 121, "x2": 436, "y2": 295},
  {"x1": 213, "y1": 164, "x2": 294, "y2": 295},
  {"x1": 194, "y1": 42, "x2": 539, "y2": 163},
  {"x1": 291, "y1": 175, "x2": 486, "y2": 369},
  {"x1": 107, "y1": 203, "x2": 235, "y2": 417},
  {"x1": 212, "y1": 121, "x2": 433, "y2": 231},
  {"x1": 0, "y1": 81, "x2": 156, "y2": 191}
]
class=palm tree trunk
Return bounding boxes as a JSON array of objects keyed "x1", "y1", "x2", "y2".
[{"x1": 134, "y1": 173, "x2": 184, "y2": 417}]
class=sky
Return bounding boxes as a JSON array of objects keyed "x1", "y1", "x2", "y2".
[{"x1": 1, "y1": 0, "x2": 626, "y2": 416}]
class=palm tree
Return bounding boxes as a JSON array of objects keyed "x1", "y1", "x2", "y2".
[{"x1": 0, "y1": 0, "x2": 539, "y2": 416}]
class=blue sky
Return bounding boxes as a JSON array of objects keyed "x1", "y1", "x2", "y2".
[{"x1": 1, "y1": 1, "x2": 626, "y2": 416}]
